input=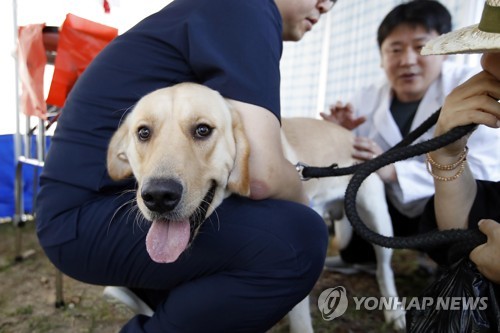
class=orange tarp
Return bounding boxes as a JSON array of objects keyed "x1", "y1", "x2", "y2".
[
  {"x1": 17, "y1": 24, "x2": 47, "y2": 119},
  {"x1": 46, "y1": 14, "x2": 117, "y2": 107}
]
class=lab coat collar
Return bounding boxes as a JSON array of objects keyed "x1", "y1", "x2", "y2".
[
  {"x1": 374, "y1": 73, "x2": 446, "y2": 146},
  {"x1": 410, "y1": 73, "x2": 443, "y2": 132}
]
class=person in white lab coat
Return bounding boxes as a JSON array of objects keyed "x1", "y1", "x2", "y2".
[{"x1": 321, "y1": 0, "x2": 500, "y2": 265}]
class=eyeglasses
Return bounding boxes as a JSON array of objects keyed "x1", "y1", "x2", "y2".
[{"x1": 318, "y1": 0, "x2": 338, "y2": 12}]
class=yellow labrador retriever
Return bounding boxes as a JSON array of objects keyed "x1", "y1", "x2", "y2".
[
  {"x1": 107, "y1": 83, "x2": 250, "y2": 263},
  {"x1": 107, "y1": 83, "x2": 405, "y2": 331}
]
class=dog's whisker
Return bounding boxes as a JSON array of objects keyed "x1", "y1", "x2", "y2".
[
  {"x1": 214, "y1": 210, "x2": 221, "y2": 231},
  {"x1": 128, "y1": 205, "x2": 141, "y2": 228},
  {"x1": 207, "y1": 209, "x2": 221, "y2": 232},
  {"x1": 191, "y1": 199, "x2": 221, "y2": 235},
  {"x1": 133, "y1": 212, "x2": 148, "y2": 233},
  {"x1": 113, "y1": 188, "x2": 138, "y2": 203},
  {"x1": 108, "y1": 197, "x2": 137, "y2": 235}
]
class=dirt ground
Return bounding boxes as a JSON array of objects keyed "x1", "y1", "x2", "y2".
[{"x1": 0, "y1": 221, "x2": 435, "y2": 333}]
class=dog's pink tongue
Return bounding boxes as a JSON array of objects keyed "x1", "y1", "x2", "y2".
[{"x1": 145, "y1": 220, "x2": 190, "y2": 263}]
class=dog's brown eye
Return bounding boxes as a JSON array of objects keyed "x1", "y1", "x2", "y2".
[
  {"x1": 194, "y1": 124, "x2": 212, "y2": 139},
  {"x1": 138, "y1": 126, "x2": 151, "y2": 141}
]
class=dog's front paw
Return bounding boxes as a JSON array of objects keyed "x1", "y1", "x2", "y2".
[{"x1": 385, "y1": 308, "x2": 406, "y2": 331}]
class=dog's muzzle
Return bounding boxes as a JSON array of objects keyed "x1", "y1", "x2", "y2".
[
  {"x1": 141, "y1": 178, "x2": 183, "y2": 214},
  {"x1": 143, "y1": 179, "x2": 217, "y2": 264}
]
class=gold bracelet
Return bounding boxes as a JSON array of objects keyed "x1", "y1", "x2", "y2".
[
  {"x1": 426, "y1": 146, "x2": 468, "y2": 171},
  {"x1": 426, "y1": 157, "x2": 467, "y2": 181}
]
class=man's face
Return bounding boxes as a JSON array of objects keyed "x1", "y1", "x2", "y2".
[
  {"x1": 275, "y1": 0, "x2": 333, "y2": 41},
  {"x1": 380, "y1": 24, "x2": 446, "y2": 102}
]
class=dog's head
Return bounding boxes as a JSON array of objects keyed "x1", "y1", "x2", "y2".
[{"x1": 107, "y1": 83, "x2": 250, "y2": 263}]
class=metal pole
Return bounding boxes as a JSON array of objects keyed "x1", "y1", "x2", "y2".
[
  {"x1": 12, "y1": 0, "x2": 25, "y2": 230},
  {"x1": 12, "y1": 0, "x2": 27, "y2": 264}
]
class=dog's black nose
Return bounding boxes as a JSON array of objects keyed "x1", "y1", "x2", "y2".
[{"x1": 141, "y1": 179, "x2": 183, "y2": 214}]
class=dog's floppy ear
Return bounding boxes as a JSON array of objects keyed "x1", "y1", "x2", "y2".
[
  {"x1": 227, "y1": 105, "x2": 251, "y2": 196},
  {"x1": 107, "y1": 118, "x2": 133, "y2": 180}
]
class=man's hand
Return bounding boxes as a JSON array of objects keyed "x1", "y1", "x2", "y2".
[
  {"x1": 320, "y1": 101, "x2": 366, "y2": 130},
  {"x1": 470, "y1": 219, "x2": 500, "y2": 284},
  {"x1": 352, "y1": 137, "x2": 396, "y2": 183}
]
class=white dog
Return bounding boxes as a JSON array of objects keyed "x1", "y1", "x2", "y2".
[
  {"x1": 106, "y1": 83, "x2": 405, "y2": 331},
  {"x1": 281, "y1": 117, "x2": 405, "y2": 331}
]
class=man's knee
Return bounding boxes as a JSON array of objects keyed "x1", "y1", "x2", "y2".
[{"x1": 256, "y1": 200, "x2": 328, "y2": 285}]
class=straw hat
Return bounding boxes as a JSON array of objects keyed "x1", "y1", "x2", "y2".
[{"x1": 421, "y1": 0, "x2": 500, "y2": 55}]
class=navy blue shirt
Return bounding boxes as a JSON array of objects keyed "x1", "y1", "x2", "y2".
[{"x1": 41, "y1": 0, "x2": 282, "y2": 193}]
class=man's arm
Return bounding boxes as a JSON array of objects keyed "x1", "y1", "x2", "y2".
[{"x1": 228, "y1": 99, "x2": 308, "y2": 205}]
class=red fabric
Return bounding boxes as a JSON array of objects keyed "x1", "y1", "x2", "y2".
[
  {"x1": 46, "y1": 14, "x2": 117, "y2": 107},
  {"x1": 17, "y1": 24, "x2": 47, "y2": 119},
  {"x1": 103, "y1": 0, "x2": 111, "y2": 13}
]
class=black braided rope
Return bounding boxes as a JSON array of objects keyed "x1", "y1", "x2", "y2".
[
  {"x1": 301, "y1": 109, "x2": 486, "y2": 255},
  {"x1": 301, "y1": 110, "x2": 442, "y2": 179},
  {"x1": 344, "y1": 123, "x2": 486, "y2": 253}
]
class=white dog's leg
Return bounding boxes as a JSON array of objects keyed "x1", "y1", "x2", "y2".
[
  {"x1": 333, "y1": 214, "x2": 353, "y2": 250},
  {"x1": 372, "y1": 245, "x2": 405, "y2": 330},
  {"x1": 356, "y1": 175, "x2": 406, "y2": 331},
  {"x1": 288, "y1": 296, "x2": 313, "y2": 333}
]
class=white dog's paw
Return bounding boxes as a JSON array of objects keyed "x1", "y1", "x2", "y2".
[{"x1": 385, "y1": 308, "x2": 406, "y2": 331}]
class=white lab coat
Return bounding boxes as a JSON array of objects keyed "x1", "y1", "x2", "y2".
[{"x1": 349, "y1": 61, "x2": 500, "y2": 217}]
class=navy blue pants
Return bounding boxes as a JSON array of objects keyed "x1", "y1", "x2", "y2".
[{"x1": 36, "y1": 181, "x2": 328, "y2": 332}]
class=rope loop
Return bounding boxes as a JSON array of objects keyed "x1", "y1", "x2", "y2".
[{"x1": 301, "y1": 108, "x2": 485, "y2": 255}]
